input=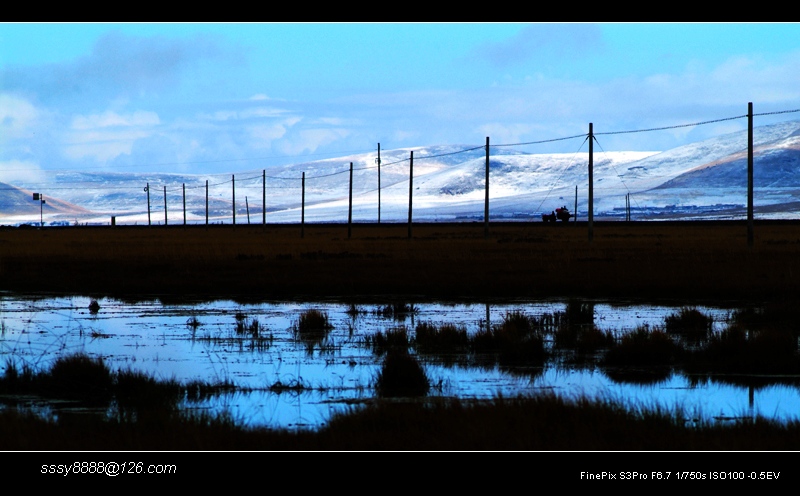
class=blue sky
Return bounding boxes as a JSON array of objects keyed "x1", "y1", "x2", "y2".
[{"x1": 2, "y1": 22, "x2": 800, "y2": 182}]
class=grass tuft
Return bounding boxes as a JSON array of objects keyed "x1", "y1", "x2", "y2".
[
  {"x1": 665, "y1": 307, "x2": 713, "y2": 343},
  {"x1": 364, "y1": 327, "x2": 410, "y2": 355},
  {"x1": 471, "y1": 310, "x2": 546, "y2": 365},
  {"x1": 375, "y1": 348, "x2": 430, "y2": 398},
  {"x1": 46, "y1": 353, "x2": 114, "y2": 404},
  {"x1": 602, "y1": 325, "x2": 682, "y2": 369},
  {"x1": 414, "y1": 321, "x2": 469, "y2": 354},
  {"x1": 295, "y1": 309, "x2": 334, "y2": 335}
]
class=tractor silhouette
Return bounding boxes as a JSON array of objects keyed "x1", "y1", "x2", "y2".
[{"x1": 542, "y1": 206, "x2": 572, "y2": 223}]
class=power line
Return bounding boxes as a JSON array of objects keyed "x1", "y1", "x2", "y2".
[
  {"x1": 595, "y1": 114, "x2": 748, "y2": 137},
  {"x1": 493, "y1": 133, "x2": 587, "y2": 147},
  {"x1": 6, "y1": 107, "x2": 800, "y2": 222}
]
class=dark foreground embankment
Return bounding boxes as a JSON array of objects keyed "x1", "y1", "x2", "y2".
[{"x1": 1, "y1": 221, "x2": 799, "y2": 301}]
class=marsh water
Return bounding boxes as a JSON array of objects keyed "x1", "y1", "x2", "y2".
[{"x1": 2, "y1": 291, "x2": 800, "y2": 430}]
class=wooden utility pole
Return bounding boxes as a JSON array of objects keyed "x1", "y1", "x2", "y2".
[
  {"x1": 205, "y1": 180, "x2": 208, "y2": 228},
  {"x1": 574, "y1": 186, "x2": 578, "y2": 224},
  {"x1": 182, "y1": 183, "x2": 186, "y2": 226},
  {"x1": 348, "y1": 162, "x2": 353, "y2": 238},
  {"x1": 262, "y1": 169, "x2": 266, "y2": 228},
  {"x1": 163, "y1": 186, "x2": 168, "y2": 226},
  {"x1": 408, "y1": 151, "x2": 414, "y2": 239},
  {"x1": 588, "y1": 123, "x2": 594, "y2": 243},
  {"x1": 484, "y1": 136, "x2": 490, "y2": 238},
  {"x1": 626, "y1": 194, "x2": 631, "y2": 221},
  {"x1": 301, "y1": 172, "x2": 305, "y2": 239},
  {"x1": 232, "y1": 175, "x2": 236, "y2": 226},
  {"x1": 748, "y1": 102, "x2": 754, "y2": 247},
  {"x1": 377, "y1": 143, "x2": 381, "y2": 224},
  {"x1": 245, "y1": 197, "x2": 250, "y2": 224},
  {"x1": 146, "y1": 183, "x2": 151, "y2": 227}
]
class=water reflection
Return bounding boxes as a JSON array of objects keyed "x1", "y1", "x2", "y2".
[{"x1": 1, "y1": 292, "x2": 799, "y2": 430}]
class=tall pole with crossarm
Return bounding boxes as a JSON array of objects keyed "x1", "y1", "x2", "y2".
[{"x1": 588, "y1": 123, "x2": 594, "y2": 243}]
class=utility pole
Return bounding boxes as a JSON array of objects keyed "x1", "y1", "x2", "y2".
[
  {"x1": 408, "y1": 151, "x2": 413, "y2": 239},
  {"x1": 145, "y1": 183, "x2": 151, "y2": 226},
  {"x1": 263, "y1": 169, "x2": 266, "y2": 228},
  {"x1": 348, "y1": 162, "x2": 353, "y2": 238},
  {"x1": 377, "y1": 143, "x2": 381, "y2": 224},
  {"x1": 588, "y1": 123, "x2": 594, "y2": 243},
  {"x1": 163, "y1": 186, "x2": 168, "y2": 226},
  {"x1": 484, "y1": 136, "x2": 490, "y2": 238},
  {"x1": 574, "y1": 186, "x2": 578, "y2": 224},
  {"x1": 32, "y1": 193, "x2": 45, "y2": 226},
  {"x1": 747, "y1": 102, "x2": 754, "y2": 247}
]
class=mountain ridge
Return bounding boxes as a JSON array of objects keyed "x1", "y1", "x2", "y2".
[{"x1": 4, "y1": 119, "x2": 800, "y2": 225}]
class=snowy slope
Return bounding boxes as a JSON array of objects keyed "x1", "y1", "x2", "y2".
[{"x1": 4, "y1": 119, "x2": 800, "y2": 225}]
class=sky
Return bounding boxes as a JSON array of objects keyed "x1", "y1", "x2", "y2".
[{"x1": 2, "y1": 22, "x2": 800, "y2": 183}]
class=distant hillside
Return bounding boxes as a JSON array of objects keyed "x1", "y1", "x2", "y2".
[
  {"x1": 0, "y1": 182, "x2": 91, "y2": 224},
  {"x1": 4, "y1": 119, "x2": 800, "y2": 224},
  {"x1": 655, "y1": 133, "x2": 800, "y2": 189}
]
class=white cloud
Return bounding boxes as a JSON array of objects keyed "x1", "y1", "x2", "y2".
[
  {"x1": 0, "y1": 159, "x2": 46, "y2": 184},
  {"x1": 202, "y1": 110, "x2": 239, "y2": 122},
  {"x1": 240, "y1": 107, "x2": 290, "y2": 119},
  {"x1": 199, "y1": 107, "x2": 290, "y2": 122},
  {"x1": 64, "y1": 110, "x2": 161, "y2": 162},
  {"x1": 0, "y1": 94, "x2": 39, "y2": 141},
  {"x1": 247, "y1": 118, "x2": 301, "y2": 148},
  {"x1": 470, "y1": 24, "x2": 603, "y2": 68},
  {"x1": 314, "y1": 117, "x2": 353, "y2": 126},
  {"x1": 70, "y1": 110, "x2": 160, "y2": 130},
  {"x1": 276, "y1": 128, "x2": 351, "y2": 155}
]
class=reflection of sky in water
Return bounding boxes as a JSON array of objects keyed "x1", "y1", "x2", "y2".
[{"x1": 1, "y1": 293, "x2": 799, "y2": 430}]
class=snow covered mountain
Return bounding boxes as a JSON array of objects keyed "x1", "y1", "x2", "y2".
[{"x1": 4, "y1": 119, "x2": 800, "y2": 226}]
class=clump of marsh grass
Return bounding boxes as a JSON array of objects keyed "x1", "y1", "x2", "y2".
[
  {"x1": 414, "y1": 322, "x2": 469, "y2": 354},
  {"x1": 0, "y1": 359, "x2": 36, "y2": 394},
  {"x1": 689, "y1": 325, "x2": 800, "y2": 374},
  {"x1": 0, "y1": 352, "x2": 243, "y2": 428},
  {"x1": 375, "y1": 348, "x2": 429, "y2": 398},
  {"x1": 113, "y1": 369, "x2": 183, "y2": 421},
  {"x1": 0, "y1": 354, "x2": 114, "y2": 403},
  {"x1": 602, "y1": 325, "x2": 682, "y2": 370},
  {"x1": 553, "y1": 322, "x2": 615, "y2": 353},
  {"x1": 470, "y1": 310, "x2": 546, "y2": 365},
  {"x1": 294, "y1": 309, "x2": 334, "y2": 335},
  {"x1": 730, "y1": 300, "x2": 800, "y2": 334},
  {"x1": 46, "y1": 353, "x2": 114, "y2": 404},
  {"x1": 665, "y1": 307, "x2": 713, "y2": 344},
  {"x1": 364, "y1": 327, "x2": 410, "y2": 355},
  {"x1": 293, "y1": 309, "x2": 334, "y2": 353},
  {"x1": 235, "y1": 313, "x2": 263, "y2": 338},
  {"x1": 552, "y1": 300, "x2": 616, "y2": 357}
]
